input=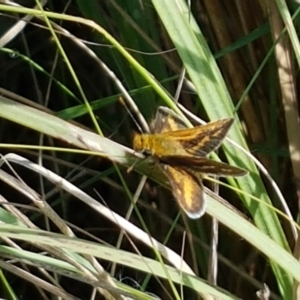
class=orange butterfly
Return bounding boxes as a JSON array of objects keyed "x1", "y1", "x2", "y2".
[{"x1": 133, "y1": 107, "x2": 246, "y2": 218}]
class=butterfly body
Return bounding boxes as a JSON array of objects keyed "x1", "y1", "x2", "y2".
[{"x1": 133, "y1": 132, "x2": 189, "y2": 158}]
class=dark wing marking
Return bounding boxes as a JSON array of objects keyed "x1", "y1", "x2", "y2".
[
  {"x1": 160, "y1": 155, "x2": 247, "y2": 177},
  {"x1": 161, "y1": 164, "x2": 206, "y2": 218}
]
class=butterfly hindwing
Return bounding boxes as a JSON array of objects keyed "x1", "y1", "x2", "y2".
[{"x1": 161, "y1": 164, "x2": 206, "y2": 219}]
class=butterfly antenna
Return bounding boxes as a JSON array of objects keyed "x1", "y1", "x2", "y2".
[
  {"x1": 119, "y1": 97, "x2": 148, "y2": 133},
  {"x1": 119, "y1": 97, "x2": 148, "y2": 173}
]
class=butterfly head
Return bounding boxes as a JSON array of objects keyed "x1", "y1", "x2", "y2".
[{"x1": 133, "y1": 132, "x2": 146, "y2": 153}]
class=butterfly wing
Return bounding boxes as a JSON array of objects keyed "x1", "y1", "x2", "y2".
[
  {"x1": 161, "y1": 164, "x2": 206, "y2": 219},
  {"x1": 163, "y1": 118, "x2": 234, "y2": 157},
  {"x1": 161, "y1": 155, "x2": 247, "y2": 177},
  {"x1": 153, "y1": 107, "x2": 234, "y2": 157},
  {"x1": 152, "y1": 106, "x2": 187, "y2": 134}
]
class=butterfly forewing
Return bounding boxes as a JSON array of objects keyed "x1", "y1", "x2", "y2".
[
  {"x1": 161, "y1": 155, "x2": 247, "y2": 176},
  {"x1": 161, "y1": 118, "x2": 234, "y2": 157},
  {"x1": 153, "y1": 107, "x2": 187, "y2": 133},
  {"x1": 162, "y1": 164, "x2": 206, "y2": 219},
  {"x1": 154, "y1": 107, "x2": 234, "y2": 157}
]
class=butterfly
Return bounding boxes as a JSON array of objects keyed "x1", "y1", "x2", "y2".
[{"x1": 133, "y1": 107, "x2": 246, "y2": 218}]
